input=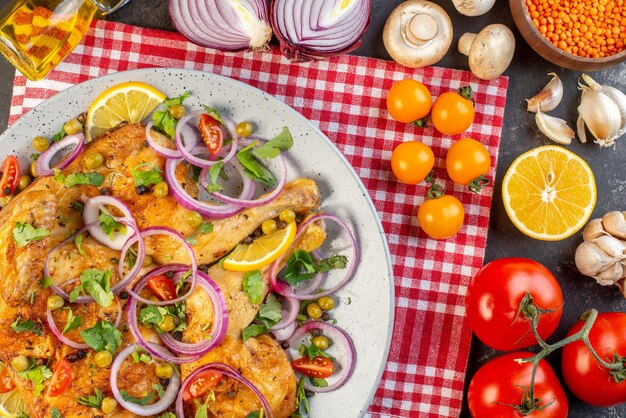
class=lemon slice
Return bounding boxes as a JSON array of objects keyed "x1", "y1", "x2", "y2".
[
  {"x1": 502, "y1": 145, "x2": 596, "y2": 241},
  {"x1": 223, "y1": 222, "x2": 297, "y2": 272},
  {"x1": 0, "y1": 389, "x2": 26, "y2": 417},
  {"x1": 85, "y1": 81, "x2": 166, "y2": 141}
]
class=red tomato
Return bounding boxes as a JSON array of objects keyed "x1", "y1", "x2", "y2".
[
  {"x1": 465, "y1": 258, "x2": 563, "y2": 351},
  {"x1": 183, "y1": 369, "x2": 223, "y2": 401},
  {"x1": 0, "y1": 364, "x2": 15, "y2": 394},
  {"x1": 198, "y1": 114, "x2": 223, "y2": 156},
  {"x1": 562, "y1": 312, "x2": 626, "y2": 406},
  {"x1": 468, "y1": 352, "x2": 568, "y2": 418},
  {"x1": 291, "y1": 356, "x2": 333, "y2": 378},
  {"x1": 0, "y1": 156, "x2": 20, "y2": 197},
  {"x1": 147, "y1": 275, "x2": 177, "y2": 301},
  {"x1": 47, "y1": 359, "x2": 72, "y2": 397}
]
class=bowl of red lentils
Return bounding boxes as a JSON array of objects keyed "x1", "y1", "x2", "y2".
[{"x1": 510, "y1": 0, "x2": 626, "y2": 70}]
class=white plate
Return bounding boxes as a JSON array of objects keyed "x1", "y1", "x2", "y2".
[{"x1": 0, "y1": 68, "x2": 394, "y2": 417}]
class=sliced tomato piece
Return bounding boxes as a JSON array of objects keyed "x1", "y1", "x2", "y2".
[
  {"x1": 183, "y1": 369, "x2": 223, "y2": 401},
  {"x1": 0, "y1": 156, "x2": 20, "y2": 197},
  {"x1": 0, "y1": 364, "x2": 15, "y2": 394},
  {"x1": 47, "y1": 359, "x2": 71, "y2": 397},
  {"x1": 291, "y1": 356, "x2": 333, "y2": 379},
  {"x1": 198, "y1": 114, "x2": 223, "y2": 156},
  {"x1": 147, "y1": 275, "x2": 177, "y2": 301}
]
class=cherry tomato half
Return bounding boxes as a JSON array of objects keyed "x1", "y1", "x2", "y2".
[
  {"x1": 445, "y1": 138, "x2": 491, "y2": 187},
  {"x1": 465, "y1": 258, "x2": 563, "y2": 351},
  {"x1": 386, "y1": 79, "x2": 432, "y2": 124},
  {"x1": 562, "y1": 312, "x2": 626, "y2": 406},
  {"x1": 291, "y1": 356, "x2": 333, "y2": 379},
  {"x1": 468, "y1": 352, "x2": 568, "y2": 418},
  {"x1": 0, "y1": 156, "x2": 20, "y2": 197},
  {"x1": 183, "y1": 369, "x2": 223, "y2": 401},
  {"x1": 417, "y1": 195, "x2": 464, "y2": 240},
  {"x1": 0, "y1": 364, "x2": 15, "y2": 394},
  {"x1": 198, "y1": 114, "x2": 223, "y2": 156},
  {"x1": 390, "y1": 141, "x2": 434, "y2": 185},
  {"x1": 47, "y1": 359, "x2": 72, "y2": 397},
  {"x1": 147, "y1": 275, "x2": 177, "y2": 301},
  {"x1": 431, "y1": 90, "x2": 475, "y2": 136}
]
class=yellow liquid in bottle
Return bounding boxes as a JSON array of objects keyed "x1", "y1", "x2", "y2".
[{"x1": 0, "y1": 0, "x2": 99, "y2": 80}]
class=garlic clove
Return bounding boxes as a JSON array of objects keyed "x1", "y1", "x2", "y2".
[
  {"x1": 582, "y1": 218, "x2": 607, "y2": 241},
  {"x1": 577, "y1": 74, "x2": 624, "y2": 147},
  {"x1": 602, "y1": 86, "x2": 626, "y2": 137},
  {"x1": 593, "y1": 261, "x2": 625, "y2": 285},
  {"x1": 592, "y1": 235, "x2": 626, "y2": 258},
  {"x1": 602, "y1": 211, "x2": 626, "y2": 240},
  {"x1": 577, "y1": 116, "x2": 587, "y2": 144},
  {"x1": 575, "y1": 241, "x2": 618, "y2": 276},
  {"x1": 535, "y1": 110, "x2": 574, "y2": 145},
  {"x1": 526, "y1": 73, "x2": 563, "y2": 113}
]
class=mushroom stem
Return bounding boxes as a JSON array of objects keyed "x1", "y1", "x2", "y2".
[
  {"x1": 458, "y1": 32, "x2": 477, "y2": 56},
  {"x1": 406, "y1": 13, "x2": 439, "y2": 44}
]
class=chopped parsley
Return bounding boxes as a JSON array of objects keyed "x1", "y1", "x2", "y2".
[
  {"x1": 309, "y1": 377, "x2": 328, "y2": 388},
  {"x1": 152, "y1": 92, "x2": 190, "y2": 139},
  {"x1": 98, "y1": 213, "x2": 126, "y2": 239},
  {"x1": 158, "y1": 413, "x2": 176, "y2": 418},
  {"x1": 79, "y1": 321, "x2": 121, "y2": 354},
  {"x1": 204, "y1": 161, "x2": 224, "y2": 193},
  {"x1": 245, "y1": 411, "x2": 262, "y2": 418},
  {"x1": 242, "y1": 270, "x2": 264, "y2": 305},
  {"x1": 132, "y1": 163, "x2": 163, "y2": 188},
  {"x1": 299, "y1": 342, "x2": 333, "y2": 361},
  {"x1": 242, "y1": 293, "x2": 282, "y2": 341},
  {"x1": 51, "y1": 407, "x2": 62, "y2": 418},
  {"x1": 11, "y1": 316, "x2": 43, "y2": 336},
  {"x1": 62, "y1": 308, "x2": 82, "y2": 334},
  {"x1": 293, "y1": 377, "x2": 310, "y2": 418},
  {"x1": 70, "y1": 201, "x2": 84, "y2": 214},
  {"x1": 204, "y1": 106, "x2": 224, "y2": 124},
  {"x1": 185, "y1": 221, "x2": 213, "y2": 245},
  {"x1": 12, "y1": 221, "x2": 50, "y2": 247},
  {"x1": 40, "y1": 277, "x2": 53, "y2": 289},
  {"x1": 252, "y1": 127, "x2": 293, "y2": 159},
  {"x1": 18, "y1": 359, "x2": 51, "y2": 396},
  {"x1": 236, "y1": 142, "x2": 276, "y2": 188},
  {"x1": 54, "y1": 170, "x2": 104, "y2": 187},
  {"x1": 74, "y1": 233, "x2": 86, "y2": 256},
  {"x1": 120, "y1": 390, "x2": 155, "y2": 406},
  {"x1": 152, "y1": 382, "x2": 165, "y2": 398},
  {"x1": 51, "y1": 128, "x2": 66, "y2": 143},
  {"x1": 77, "y1": 387, "x2": 105, "y2": 408},
  {"x1": 138, "y1": 302, "x2": 186, "y2": 334},
  {"x1": 284, "y1": 250, "x2": 348, "y2": 286},
  {"x1": 70, "y1": 269, "x2": 114, "y2": 307}
]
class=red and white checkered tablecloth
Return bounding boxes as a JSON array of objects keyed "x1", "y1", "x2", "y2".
[{"x1": 8, "y1": 20, "x2": 508, "y2": 417}]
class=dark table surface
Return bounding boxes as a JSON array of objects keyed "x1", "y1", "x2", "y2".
[{"x1": 0, "y1": 0, "x2": 624, "y2": 416}]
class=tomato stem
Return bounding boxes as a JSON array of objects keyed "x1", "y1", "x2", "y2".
[
  {"x1": 467, "y1": 175, "x2": 490, "y2": 194},
  {"x1": 425, "y1": 172, "x2": 445, "y2": 199},
  {"x1": 410, "y1": 116, "x2": 429, "y2": 128},
  {"x1": 458, "y1": 86, "x2": 475, "y2": 105}
]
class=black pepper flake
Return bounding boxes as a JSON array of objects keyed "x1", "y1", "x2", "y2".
[
  {"x1": 198, "y1": 264, "x2": 210, "y2": 274},
  {"x1": 228, "y1": 390, "x2": 236, "y2": 399},
  {"x1": 165, "y1": 271, "x2": 174, "y2": 279},
  {"x1": 3, "y1": 187, "x2": 10, "y2": 195},
  {"x1": 160, "y1": 378, "x2": 170, "y2": 387},
  {"x1": 253, "y1": 228, "x2": 263, "y2": 238},
  {"x1": 321, "y1": 312, "x2": 331, "y2": 321},
  {"x1": 99, "y1": 187, "x2": 112, "y2": 196},
  {"x1": 76, "y1": 349, "x2": 87, "y2": 359},
  {"x1": 243, "y1": 236, "x2": 253, "y2": 245},
  {"x1": 135, "y1": 185, "x2": 152, "y2": 195},
  {"x1": 280, "y1": 341, "x2": 289, "y2": 349},
  {"x1": 310, "y1": 329, "x2": 322, "y2": 337},
  {"x1": 172, "y1": 331, "x2": 183, "y2": 341},
  {"x1": 305, "y1": 390, "x2": 315, "y2": 398},
  {"x1": 119, "y1": 291, "x2": 128, "y2": 300}
]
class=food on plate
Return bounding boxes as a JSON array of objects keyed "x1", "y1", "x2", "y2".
[
  {"x1": 270, "y1": 0, "x2": 371, "y2": 61},
  {"x1": 465, "y1": 258, "x2": 563, "y2": 351},
  {"x1": 445, "y1": 138, "x2": 491, "y2": 193},
  {"x1": 561, "y1": 312, "x2": 626, "y2": 406},
  {"x1": 431, "y1": 87, "x2": 475, "y2": 135},
  {"x1": 451, "y1": 0, "x2": 495, "y2": 16},
  {"x1": 390, "y1": 141, "x2": 434, "y2": 185},
  {"x1": 458, "y1": 24, "x2": 515, "y2": 80},
  {"x1": 575, "y1": 211, "x2": 626, "y2": 294},
  {"x1": 467, "y1": 351, "x2": 568, "y2": 418},
  {"x1": 577, "y1": 74, "x2": 626, "y2": 147},
  {"x1": 382, "y1": 0, "x2": 453, "y2": 68},
  {"x1": 526, "y1": 73, "x2": 564, "y2": 113},
  {"x1": 502, "y1": 145, "x2": 596, "y2": 241},
  {"x1": 526, "y1": 0, "x2": 626, "y2": 58},
  {"x1": 0, "y1": 156, "x2": 20, "y2": 198},
  {"x1": 168, "y1": 0, "x2": 272, "y2": 51},
  {"x1": 417, "y1": 176, "x2": 464, "y2": 239},
  {"x1": 386, "y1": 79, "x2": 432, "y2": 124},
  {"x1": 535, "y1": 109, "x2": 576, "y2": 145},
  {"x1": 0, "y1": 85, "x2": 360, "y2": 417}
]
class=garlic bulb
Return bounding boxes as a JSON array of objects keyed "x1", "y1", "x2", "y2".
[
  {"x1": 577, "y1": 74, "x2": 626, "y2": 147},
  {"x1": 535, "y1": 110, "x2": 575, "y2": 145},
  {"x1": 575, "y1": 211, "x2": 626, "y2": 296},
  {"x1": 527, "y1": 73, "x2": 563, "y2": 113}
]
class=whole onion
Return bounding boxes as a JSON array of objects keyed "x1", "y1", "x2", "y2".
[
  {"x1": 270, "y1": 0, "x2": 372, "y2": 61},
  {"x1": 169, "y1": 0, "x2": 273, "y2": 51}
]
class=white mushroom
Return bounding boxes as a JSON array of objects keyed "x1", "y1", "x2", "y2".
[
  {"x1": 458, "y1": 24, "x2": 515, "y2": 80},
  {"x1": 452, "y1": 0, "x2": 496, "y2": 16},
  {"x1": 383, "y1": 0, "x2": 453, "y2": 68}
]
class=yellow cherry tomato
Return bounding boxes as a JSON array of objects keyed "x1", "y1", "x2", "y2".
[
  {"x1": 391, "y1": 141, "x2": 434, "y2": 185},
  {"x1": 446, "y1": 138, "x2": 491, "y2": 190},
  {"x1": 417, "y1": 195, "x2": 465, "y2": 240},
  {"x1": 386, "y1": 79, "x2": 432, "y2": 124},
  {"x1": 431, "y1": 89, "x2": 475, "y2": 136}
]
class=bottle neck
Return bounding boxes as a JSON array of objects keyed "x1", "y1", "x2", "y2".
[{"x1": 90, "y1": 0, "x2": 130, "y2": 15}]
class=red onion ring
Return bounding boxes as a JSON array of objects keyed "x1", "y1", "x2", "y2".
[
  {"x1": 35, "y1": 132, "x2": 85, "y2": 176},
  {"x1": 269, "y1": 214, "x2": 358, "y2": 300},
  {"x1": 145, "y1": 122, "x2": 183, "y2": 159},
  {"x1": 175, "y1": 363, "x2": 274, "y2": 418},
  {"x1": 294, "y1": 250, "x2": 325, "y2": 296},
  {"x1": 83, "y1": 196, "x2": 138, "y2": 251},
  {"x1": 270, "y1": 310, "x2": 296, "y2": 341},
  {"x1": 111, "y1": 343, "x2": 181, "y2": 415},
  {"x1": 271, "y1": 296, "x2": 299, "y2": 331},
  {"x1": 286, "y1": 321, "x2": 356, "y2": 393}
]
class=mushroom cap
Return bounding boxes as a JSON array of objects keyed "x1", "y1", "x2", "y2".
[
  {"x1": 467, "y1": 24, "x2": 516, "y2": 80},
  {"x1": 452, "y1": 0, "x2": 496, "y2": 16},
  {"x1": 383, "y1": 0, "x2": 453, "y2": 68}
]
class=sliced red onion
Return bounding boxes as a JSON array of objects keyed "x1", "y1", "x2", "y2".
[
  {"x1": 112, "y1": 224, "x2": 146, "y2": 295},
  {"x1": 35, "y1": 133, "x2": 85, "y2": 176},
  {"x1": 111, "y1": 343, "x2": 181, "y2": 415},
  {"x1": 271, "y1": 311, "x2": 296, "y2": 341},
  {"x1": 175, "y1": 363, "x2": 274, "y2": 418},
  {"x1": 270, "y1": 0, "x2": 371, "y2": 61},
  {"x1": 199, "y1": 159, "x2": 256, "y2": 206},
  {"x1": 294, "y1": 250, "x2": 325, "y2": 296},
  {"x1": 169, "y1": 0, "x2": 273, "y2": 50},
  {"x1": 286, "y1": 321, "x2": 356, "y2": 393},
  {"x1": 145, "y1": 122, "x2": 182, "y2": 159},
  {"x1": 271, "y1": 296, "x2": 299, "y2": 331},
  {"x1": 83, "y1": 196, "x2": 137, "y2": 251},
  {"x1": 125, "y1": 228, "x2": 197, "y2": 306},
  {"x1": 269, "y1": 214, "x2": 358, "y2": 300}
]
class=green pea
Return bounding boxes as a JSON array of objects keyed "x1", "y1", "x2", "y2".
[
  {"x1": 64, "y1": 119, "x2": 83, "y2": 136},
  {"x1": 84, "y1": 152, "x2": 104, "y2": 170},
  {"x1": 18, "y1": 175, "x2": 31, "y2": 191},
  {"x1": 160, "y1": 316, "x2": 176, "y2": 332},
  {"x1": 306, "y1": 303, "x2": 323, "y2": 319},
  {"x1": 236, "y1": 121, "x2": 254, "y2": 138},
  {"x1": 11, "y1": 355, "x2": 29, "y2": 372},
  {"x1": 47, "y1": 295, "x2": 64, "y2": 311},
  {"x1": 312, "y1": 335, "x2": 330, "y2": 350},
  {"x1": 155, "y1": 362, "x2": 174, "y2": 379},
  {"x1": 32, "y1": 136, "x2": 50, "y2": 152},
  {"x1": 262, "y1": 219, "x2": 278, "y2": 235},
  {"x1": 94, "y1": 351, "x2": 113, "y2": 368},
  {"x1": 101, "y1": 397, "x2": 117, "y2": 414},
  {"x1": 317, "y1": 296, "x2": 335, "y2": 311},
  {"x1": 187, "y1": 211, "x2": 203, "y2": 228},
  {"x1": 169, "y1": 104, "x2": 186, "y2": 120},
  {"x1": 279, "y1": 210, "x2": 296, "y2": 224},
  {"x1": 153, "y1": 181, "x2": 169, "y2": 199}
]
